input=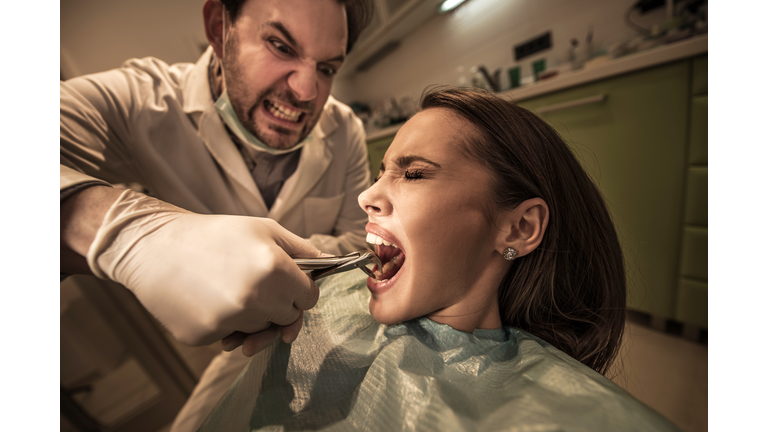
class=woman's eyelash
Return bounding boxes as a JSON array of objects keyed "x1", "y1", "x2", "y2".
[{"x1": 404, "y1": 169, "x2": 425, "y2": 180}]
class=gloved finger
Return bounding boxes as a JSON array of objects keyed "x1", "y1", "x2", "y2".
[
  {"x1": 241, "y1": 324, "x2": 281, "y2": 357},
  {"x1": 272, "y1": 227, "x2": 325, "y2": 260},
  {"x1": 280, "y1": 310, "x2": 304, "y2": 344},
  {"x1": 291, "y1": 275, "x2": 319, "y2": 311},
  {"x1": 221, "y1": 331, "x2": 248, "y2": 352}
]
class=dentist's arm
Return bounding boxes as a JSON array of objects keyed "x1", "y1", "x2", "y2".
[
  {"x1": 61, "y1": 185, "x2": 321, "y2": 354},
  {"x1": 61, "y1": 185, "x2": 122, "y2": 275}
]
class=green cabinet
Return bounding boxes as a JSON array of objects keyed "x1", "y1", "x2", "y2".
[
  {"x1": 691, "y1": 56, "x2": 708, "y2": 96},
  {"x1": 676, "y1": 55, "x2": 708, "y2": 327},
  {"x1": 512, "y1": 60, "x2": 701, "y2": 322},
  {"x1": 367, "y1": 135, "x2": 396, "y2": 181},
  {"x1": 688, "y1": 96, "x2": 708, "y2": 164}
]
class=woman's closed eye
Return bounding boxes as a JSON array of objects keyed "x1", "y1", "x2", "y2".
[
  {"x1": 371, "y1": 169, "x2": 428, "y2": 184},
  {"x1": 404, "y1": 169, "x2": 425, "y2": 180}
]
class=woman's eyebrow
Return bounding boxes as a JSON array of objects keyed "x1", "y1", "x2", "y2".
[
  {"x1": 394, "y1": 155, "x2": 442, "y2": 169},
  {"x1": 379, "y1": 155, "x2": 442, "y2": 174}
]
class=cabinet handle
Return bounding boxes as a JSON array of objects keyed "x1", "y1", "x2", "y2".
[{"x1": 536, "y1": 94, "x2": 607, "y2": 114}]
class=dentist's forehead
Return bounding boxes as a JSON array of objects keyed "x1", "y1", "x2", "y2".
[{"x1": 246, "y1": 0, "x2": 347, "y2": 57}]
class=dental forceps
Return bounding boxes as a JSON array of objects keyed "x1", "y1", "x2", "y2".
[{"x1": 294, "y1": 248, "x2": 382, "y2": 281}]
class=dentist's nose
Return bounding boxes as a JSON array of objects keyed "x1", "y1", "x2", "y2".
[
  {"x1": 358, "y1": 179, "x2": 391, "y2": 216},
  {"x1": 287, "y1": 63, "x2": 318, "y2": 101}
]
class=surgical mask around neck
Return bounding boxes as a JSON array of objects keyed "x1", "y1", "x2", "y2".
[{"x1": 214, "y1": 90, "x2": 312, "y2": 156}]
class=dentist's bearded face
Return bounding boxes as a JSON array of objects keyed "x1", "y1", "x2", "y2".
[{"x1": 221, "y1": 0, "x2": 347, "y2": 149}]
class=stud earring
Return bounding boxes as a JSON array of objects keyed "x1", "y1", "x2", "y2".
[{"x1": 502, "y1": 247, "x2": 518, "y2": 261}]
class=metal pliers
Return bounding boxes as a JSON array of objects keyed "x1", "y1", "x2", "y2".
[{"x1": 294, "y1": 248, "x2": 382, "y2": 281}]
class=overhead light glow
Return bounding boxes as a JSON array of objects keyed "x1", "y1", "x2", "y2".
[{"x1": 439, "y1": 0, "x2": 467, "y2": 13}]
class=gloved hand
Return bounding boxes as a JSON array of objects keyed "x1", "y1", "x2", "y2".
[{"x1": 87, "y1": 189, "x2": 321, "y2": 350}]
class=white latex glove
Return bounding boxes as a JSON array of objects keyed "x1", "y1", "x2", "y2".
[{"x1": 87, "y1": 189, "x2": 321, "y2": 351}]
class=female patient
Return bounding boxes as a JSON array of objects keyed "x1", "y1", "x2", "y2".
[{"x1": 198, "y1": 87, "x2": 679, "y2": 431}]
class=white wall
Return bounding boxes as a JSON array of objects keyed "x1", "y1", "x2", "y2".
[
  {"x1": 331, "y1": 0, "x2": 668, "y2": 106},
  {"x1": 61, "y1": 0, "x2": 667, "y2": 105},
  {"x1": 61, "y1": 0, "x2": 208, "y2": 79}
]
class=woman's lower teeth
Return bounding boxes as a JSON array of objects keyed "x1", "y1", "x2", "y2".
[{"x1": 373, "y1": 254, "x2": 401, "y2": 281}]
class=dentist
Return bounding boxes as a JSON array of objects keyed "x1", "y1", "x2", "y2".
[{"x1": 61, "y1": 0, "x2": 373, "y2": 429}]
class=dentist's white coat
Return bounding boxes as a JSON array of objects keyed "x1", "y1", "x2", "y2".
[
  {"x1": 60, "y1": 47, "x2": 370, "y2": 431},
  {"x1": 61, "y1": 47, "x2": 370, "y2": 256}
]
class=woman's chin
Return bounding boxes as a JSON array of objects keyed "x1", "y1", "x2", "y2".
[
  {"x1": 368, "y1": 301, "x2": 409, "y2": 326},
  {"x1": 366, "y1": 262, "x2": 418, "y2": 325}
]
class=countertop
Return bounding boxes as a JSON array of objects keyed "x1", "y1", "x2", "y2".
[
  {"x1": 500, "y1": 33, "x2": 708, "y2": 103},
  {"x1": 365, "y1": 33, "x2": 707, "y2": 142}
]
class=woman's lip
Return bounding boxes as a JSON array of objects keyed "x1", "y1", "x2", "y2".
[{"x1": 365, "y1": 223, "x2": 402, "y2": 249}]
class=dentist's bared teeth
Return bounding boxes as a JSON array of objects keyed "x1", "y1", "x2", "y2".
[{"x1": 265, "y1": 100, "x2": 301, "y2": 122}]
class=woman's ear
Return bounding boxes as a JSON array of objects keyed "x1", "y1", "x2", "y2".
[
  {"x1": 494, "y1": 198, "x2": 549, "y2": 258},
  {"x1": 203, "y1": 0, "x2": 226, "y2": 60}
]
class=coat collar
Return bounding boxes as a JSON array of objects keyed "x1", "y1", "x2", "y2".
[
  {"x1": 182, "y1": 47, "x2": 215, "y2": 116},
  {"x1": 184, "y1": 46, "x2": 340, "y2": 219}
]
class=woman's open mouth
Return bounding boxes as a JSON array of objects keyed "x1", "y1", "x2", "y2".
[
  {"x1": 263, "y1": 99, "x2": 306, "y2": 124},
  {"x1": 366, "y1": 232, "x2": 405, "y2": 283}
]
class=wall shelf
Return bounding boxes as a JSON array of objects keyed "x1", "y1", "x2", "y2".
[{"x1": 339, "y1": 0, "x2": 444, "y2": 78}]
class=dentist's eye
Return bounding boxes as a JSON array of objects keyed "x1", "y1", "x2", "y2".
[
  {"x1": 319, "y1": 65, "x2": 337, "y2": 77},
  {"x1": 270, "y1": 39, "x2": 294, "y2": 56},
  {"x1": 404, "y1": 169, "x2": 424, "y2": 180}
]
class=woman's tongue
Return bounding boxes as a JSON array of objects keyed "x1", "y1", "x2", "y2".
[{"x1": 373, "y1": 245, "x2": 404, "y2": 281}]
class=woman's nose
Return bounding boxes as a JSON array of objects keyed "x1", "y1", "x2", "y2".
[
  {"x1": 358, "y1": 180, "x2": 390, "y2": 216},
  {"x1": 286, "y1": 63, "x2": 318, "y2": 101}
]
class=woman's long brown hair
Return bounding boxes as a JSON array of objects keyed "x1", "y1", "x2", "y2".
[{"x1": 421, "y1": 86, "x2": 626, "y2": 375}]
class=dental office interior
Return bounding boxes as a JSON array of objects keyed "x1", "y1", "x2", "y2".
[{"x1": 59, "y1": 0, "x2": 711, "y2": 431}]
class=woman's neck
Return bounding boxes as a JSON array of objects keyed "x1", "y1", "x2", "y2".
[{"x1": 427, "y1": 293, "x2": 502, "y2": 333}]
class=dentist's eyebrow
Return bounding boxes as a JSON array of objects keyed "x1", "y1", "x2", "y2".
[
  {"x1": 265, "y1": 21, "x2": 297, "y2": 47},
  {"x1": 265, "y1": 20, "x2": 346, "y2": 63}
]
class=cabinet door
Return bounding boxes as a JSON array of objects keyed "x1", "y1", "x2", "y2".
[
  {"x1": 61, "y1": 275, "x2": 197, "y2": 432},
  {"x1": 367, "y1": 135, "x2": 397, "y2": 181},
  {"x1": 514, "y1": 62, "x2": 690, "y2": 319}
]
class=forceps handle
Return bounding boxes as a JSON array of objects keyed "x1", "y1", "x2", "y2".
[{"x1": 293, "y1": 252, "x2": 360, "y2": 270}]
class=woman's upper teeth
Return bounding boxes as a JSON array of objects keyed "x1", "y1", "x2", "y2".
[{"x1": 366, "y1": 232, "x2": 398, "y2": 248}]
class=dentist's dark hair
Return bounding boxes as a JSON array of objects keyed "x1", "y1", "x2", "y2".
[
  {"x1": 219, "y1": 0, "x2": 374, "y2": 54},
  {"x1": 420, "y1": 86, "x2": 626, "y2": 375}
]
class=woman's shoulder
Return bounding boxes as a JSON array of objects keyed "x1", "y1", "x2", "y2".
[
  {"x1": 305, "y1": 273, "x2": 680, "y2": 431},
  {"x1": 499, "y1": 328, "x2": 682, "y2": 431}
]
